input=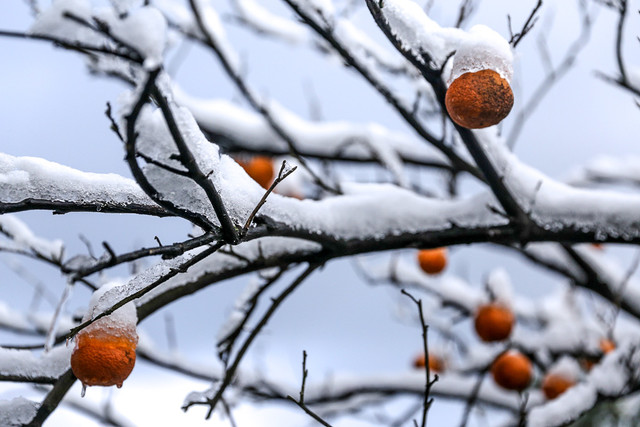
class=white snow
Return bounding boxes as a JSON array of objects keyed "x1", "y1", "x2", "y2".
[
  {"x1": 380, "y1": 0, "x2": 467, "y2": 67},
  {"x1": 110, "y1": 6, "x2": 168, "y2": 69},
  {"x1": 0, "y1": 345, "x2": 72, "y2": 381},
  {"x1": 0, "y1": 397, "x2": 39, "y2": 426},
  {"x1": 78, "y1": 281, "x2": 138, "y2": 341},
  {"x1": 0, "y1": 153, "x2": 157, "y2": 213},
  {"x1": 0, "y1": 214, "x2": 64, "y2": 261},
  {"x1": 449, "y1": 25, "x2": 513, "y2": 83},
  {"x1": 527, "y1": 383, "x2": 597, "y2": 427},
  {"x1": 232, "y1": 0, "x2": 308, "y2": 43},
  {"x1": 30, "y1": 0, "x2": 96, "y2": 43}
]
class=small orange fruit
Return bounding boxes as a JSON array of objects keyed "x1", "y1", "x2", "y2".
[
  {"x1": 413, "y1": 352, "x2": 445, "y2": 373},
  {"x1": 417, "y1": 248, "x2": 448, "y2": 275},
  {"x1": 474, "y1": 303, "x2": 514, "y2": 342},
  {"x1": 240, "y1": 156, "x2": 274, "y2": 189},
  {"x1": 71, "y1": 328, "x2": 137, "y2": 388},
  {"x1": 600, "y1": 338, "x2": 615, "y2": 354},
  {"x1": 491, "y1": 350, "x2": 532, "y2": 392},
  {"x1": 591, "y1": 243, "x2": 604, "y2": 250},
  {"x1": 445, "y1": 69, "x2": 514, "y2": 129},
  {"x1": 541, "y1": 372, "x2": 575, "y2": 400}
]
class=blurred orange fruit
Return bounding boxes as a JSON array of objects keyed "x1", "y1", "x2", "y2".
[
  {"x1": 541, "y1": 372, "x2": 575, "y2": 400},
  {"x1": 474, "y1": 303, "x2": 514, "y2": 342},
  {"x1": 413, "y1": 352, "x2": 445, "y2": 373},
  {"x1": 491, "y1": 350, "x2": 532, "y2": 392},
  {"x1": 416, "y1": 248, "x2": 448, "y2": 275},
  {"x1": 240, "y1": 156, "x2": 274, "y2": 189}
]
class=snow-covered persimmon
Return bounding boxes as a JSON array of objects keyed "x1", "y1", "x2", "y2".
[
  {"x1": 491, "y1": 350, "x2": 532, "y2": 392},
  {"x1": 416, "y1": 247, "x2": 448, "y2": 275},
  {"x1": 70, "y1": 283, "x2": 139, "y2": 390},
  {"x1": 541, "y1": 372, "x2": 575, "y2": 400},
  {"x1": 445, "y1": 69, "x2": 514, "y2": 129},
  {"x1": 474, "y1": 303, "x2": 514, "y2": 342},
  {"x1": 239, "y1": 156, "x2": 274, "y2": 189}
]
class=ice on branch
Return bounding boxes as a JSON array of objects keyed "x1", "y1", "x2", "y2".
[{"x1": 0, "y1": 214, "x2": 64, "y2": 261}]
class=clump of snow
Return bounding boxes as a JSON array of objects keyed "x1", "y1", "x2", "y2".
[
  {"x1": 233, "y1": 0, "x2": 308, "y2": 44},
  {"x1": 0, "y1": 345, "x2": 72, "y2": 381},
  {"x1": 528, "y1": 383, "x2": 597, "y2": 427},
  {"x1": 30, "y1": 0, "x2": 96, "y2": 43},
  {"x1": 449, "y1": 25, "x2": 513, "y2": 83},
  {"x1": 0, "y1": 153, "x2": 157, "y2": 211},
  {"x1": 485, "y1": 268, "x2": 513, "y2": 306},
  {"x1": 80, "y1": 281, "x2": 138, "y2": 341},
  {"x1": 547, "y1": 356, "x2": 581, "y2": 381},
  {"x1": 0, "y1": 397, "x2": 39, "y2": 426},
  {"x1": 110, "y1": 6, "x2": 167, "y2": 69},
  {"x1": 0, "y1": 214, "x2": 64, "y2": 261},
  {"x1": 381, "y1": 0, "x2": 466, "y2": 67}
]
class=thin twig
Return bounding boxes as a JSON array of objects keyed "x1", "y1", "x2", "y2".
[
  {"x1": 182, "y1": 263, "x2": 320, "y2": 417},
  {"x1": 241, "y1": 161, "x2": 297, "y2": 235},
  {"x1": 286, "y1": 350, "x2": 333, "y2": 426},
  {"x1": 509, "y1": 0, "x2": 543, "y2": 48},
  {"x1": 401, "y1": 289, "x2": 437, "y2": 427}
]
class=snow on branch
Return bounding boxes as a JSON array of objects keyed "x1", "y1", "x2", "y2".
[{"x1": 0, "y1": 153, "x2": 166, "y2": 217}]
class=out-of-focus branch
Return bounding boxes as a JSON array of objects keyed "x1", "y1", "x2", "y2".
[
  {"x1": 507, "y1": 1, "x2": 592, "y2": 146},
  {"x1": 187, "y1": 0, "x2": 340, "y2": 195},
  {"x1": 184, "y1": 262, "x2": 320, "y2": 418},
  {"x1": 508, "y1": 0, "x2": 543, "y2": 48}
]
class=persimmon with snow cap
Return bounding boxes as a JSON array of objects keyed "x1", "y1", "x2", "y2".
[
  {"x1": 541, "y1": 357, "x2": 580, "y2": 400},
  {"x1": 416, "y1": 247, "x2": 448, "y2": 275},
  {"x1": 445, "y1": 25, "x2": 514, "y2": 129},
  {"x1": 70, "y1": 282, "x2": 138, "y2": 391},
  {"x1": 491, "y1": 350, "x2": 532, "y2": 392}
]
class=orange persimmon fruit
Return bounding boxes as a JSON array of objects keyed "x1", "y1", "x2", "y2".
[
  {"x1": 240, "y1": 156, "x2": 274, "y2": 189},
  {"x1": 416, "y1": 248, "x2": 448, "y2": 275},
  {"x1": 474, "y1": 303, "x2": 514, "y2": 342},
  {"x1": 71, "y1": 329, "x2": 137, "y2": 388},
  {"x1": 445, "y1": 69, "x2": 514, "y2": 129},
  {"x1": 600, "y1": 338, "x2": 615, "y2": 354},
  {"x1": 541, "y1": 372, "x2": 575, "y2": 400},
  {"x1": 491, "y1": 350, "x2": 532, "y2": 392},
  {"x1": 413, "y1": 352, "x2": 445, "y2": 373}
]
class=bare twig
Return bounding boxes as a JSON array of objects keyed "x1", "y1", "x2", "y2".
[
  {"x1": 187, "y1": 0, "x2": 340, "y2": 195},
  {"x1": 509, "y1": 0, "x2": 543, "y2": 48},
  {"x1": 401, "y1": 289, "x2": 437, "y2": 427},
  {"x1": 182, "y1": 263, "x2": 320, "y2": 418},
  {"x1": 241, "y1": 161, "x2": 297, "y2": 235},
  {"x1": 286, "y1": 350, "x2": 333, "y2": 426}
]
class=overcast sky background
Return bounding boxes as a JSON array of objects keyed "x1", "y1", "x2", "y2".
[{"x1": 1, "y1": 0, "x2": 639, "y2": 425}]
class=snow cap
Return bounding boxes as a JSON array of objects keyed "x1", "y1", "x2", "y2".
[{"x1": 449, "y1": 25, "x2": 513, "y2": 83}]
